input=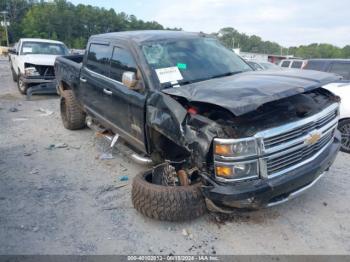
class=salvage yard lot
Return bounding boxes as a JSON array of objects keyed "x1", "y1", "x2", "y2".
[{"x1": 0, "y1": 56, "x2": 349, "y2": 255}]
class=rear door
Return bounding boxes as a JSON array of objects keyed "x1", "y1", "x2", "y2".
[{"x1": 80, "y1": 42, "x2": 112, "y2": 118}]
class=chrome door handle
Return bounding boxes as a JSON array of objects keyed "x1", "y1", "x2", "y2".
[
  {"x1": 103, "y1": 88, "x2": 112, "y2": 95},
  {"x1": 80, "y1": 77, "x2": 87, "y2": 83}
]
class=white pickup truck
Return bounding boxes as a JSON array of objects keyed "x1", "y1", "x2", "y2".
[{"x1": 9, "y1": 38, "x2": 69, "y2": 95}]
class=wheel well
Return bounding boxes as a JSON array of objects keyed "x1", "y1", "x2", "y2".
[
  {"x1": 58, "y1": 81, "x2": 72, "y2": 93},
  {"x1": 148, "y1": 128, "x2": 190, "y2": 163}
]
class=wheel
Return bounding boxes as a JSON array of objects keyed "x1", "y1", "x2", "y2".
[
  {"x1": 17, "y1": 75, "x2": 27, "y2": 94},
  {"x1": 11, "y1": 65, "x2": 17, "y2": 82},
  {"x1": 338, "y1": 119, "x2": 350, "y2": 153},
  {"x1": 132, "y1": 169, "x2": 207, "y2": 221},
  {"x1": 60, "y1": 90, "x2": 86, "y2": 130}
]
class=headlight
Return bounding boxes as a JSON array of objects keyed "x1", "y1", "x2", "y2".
[
  {"x1": 24, "y1": 67, "x2": 40, "y2": 76},
  {"x1": 215, "y1": 160, "x2": 259, "y2": 181},
  {"x1": 214, "y1": 137, "x2": 258, "y2": 158}
]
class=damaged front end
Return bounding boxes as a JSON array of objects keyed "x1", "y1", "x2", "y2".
[
  {"x1": 146, "y1": 83, "x2": 341, "y2": 210},
  {"x1": 23, "y1": 63, "x2": 58, "y2": 97}
]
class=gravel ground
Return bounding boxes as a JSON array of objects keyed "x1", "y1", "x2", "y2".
[{"x1": 0, "y1": 56, "x2": 349, "y2": 255}]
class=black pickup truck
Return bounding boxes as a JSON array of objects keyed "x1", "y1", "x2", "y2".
[{"x1": 55, "y1": 31, "x2": 341, "y2": 221}]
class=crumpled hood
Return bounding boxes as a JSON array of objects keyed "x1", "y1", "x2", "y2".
[
  {"x1": 162, "y1": 69, "x2": 341, "y2": 116},
  {"x1": 22, "y1": 54, "x2": 59, "y2": 66}
]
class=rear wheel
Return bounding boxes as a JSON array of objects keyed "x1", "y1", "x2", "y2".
[
  {"x1": 338, "y1": 119, "x2": 350, "y2": 153},
  {"x1": 60, "y1": 90, "x2": 86, "y2": 130}
]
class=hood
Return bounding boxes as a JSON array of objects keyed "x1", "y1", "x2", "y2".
[
  {"x1": 22, "y1": 54, "x2": 59, "y2": 66},
  {"x1": 162, "y1": 69, "x2": 341, "y2": 116}
]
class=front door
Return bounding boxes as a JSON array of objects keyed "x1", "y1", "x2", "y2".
[{"x1": 104, "y1": 45, "x2": 147, "y2": 152}]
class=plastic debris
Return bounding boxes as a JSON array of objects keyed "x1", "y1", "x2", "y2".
[
  {"x1": 37, "y1": 108, "x2": 53, "y2": 116},
  {"x1": 46, "y1": 143, "x2": 68, "y2": 150},
  {"x1": 99, "y1": 152, "x2": 114, "y2": 160},
  {"x1": 119, "y1": 176, "x2": 129, "y2": 181},
  {"x1": 9, "y1": 107, "x2": 18, "y2": 112}
]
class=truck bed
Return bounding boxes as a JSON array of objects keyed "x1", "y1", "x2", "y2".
[{"x1": 54, "y1": 55, "x2": 83, "y2": 94}]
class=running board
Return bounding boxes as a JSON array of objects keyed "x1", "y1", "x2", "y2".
[{"x1": 86, "y1": 116, "x2": 153, "y2": 166}]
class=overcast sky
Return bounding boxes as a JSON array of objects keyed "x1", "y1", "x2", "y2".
[{"x1": 70, "y1": 0, "x2": 349, "y2": 48}]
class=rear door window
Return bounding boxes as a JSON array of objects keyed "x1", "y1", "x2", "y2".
[
  {"x1": 281, "y1": 61, "x2": 291, "y2": 67},
  {"x1": 291, "y1": 61, "x2": 303, "y2": 68},
  {"x1": 86, "y1": 43, "x2": 111, "y2": 76},
  {"x1": 110, "y1": 46, "x2": 137, "y2": 82},
  {"x1": 304, "y1": 60, "x2": 326, "y2": 71},
  {"x1": 329, "y1": 62, "x2": 350, "y2": 80}
]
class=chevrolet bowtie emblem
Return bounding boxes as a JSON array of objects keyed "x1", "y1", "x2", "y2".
[{"x1": 305, "y1": 131, "x2": 321, "y2": 145}]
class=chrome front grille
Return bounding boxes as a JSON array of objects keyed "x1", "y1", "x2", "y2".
[
  {"x1": 258, "y1": 103, "x2": 339, "y2": 178},
  {"x1": 264, "y1": 108, "x2": 338, "y2": 149},
  {"x1": 266, "y1": 130, "x2": 334, "y2": 175}
]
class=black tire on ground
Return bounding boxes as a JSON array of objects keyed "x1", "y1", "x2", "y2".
[
  {"x1": 17, "y1": 75, "x2": 27, "y2": 94},
  {"x1": 60, "y1": 90, "x2": 86, "y2": 130},
  {"x1": 338, "y1": 119, "x2": 350, "y2": 154},
  {"x1": 132, "y1": 170, "x2": 207, "y2": 221}
]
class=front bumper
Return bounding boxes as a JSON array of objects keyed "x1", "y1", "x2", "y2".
[
  {"x1": 202, "y1": 130, "x2": 341, "y2": 210},
  {"x1": 21, "y1": 76, "x2": 58, "y2": 97}
]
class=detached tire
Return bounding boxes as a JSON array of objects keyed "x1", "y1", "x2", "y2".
[
  {"x1": 132, "y1": 170, "x2": 207, "y2": 221},
  {"x1": 60, "y1": 90, "x2": 86, "y2": 130}
]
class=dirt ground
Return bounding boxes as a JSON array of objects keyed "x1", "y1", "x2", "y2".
[{"x1": 0, "y1": 56, "x2": 349, "y2": 255}]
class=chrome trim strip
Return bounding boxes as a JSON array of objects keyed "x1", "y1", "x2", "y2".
[
  {"x1": 84, "y1": 67, "x2": 126, "y2": 86},
  {"x1": 267, "y1": 172, "x2": 326, "y2": 207},
  {"x1": 255, "y1": 103, "x2": 339, "y2": 141}
]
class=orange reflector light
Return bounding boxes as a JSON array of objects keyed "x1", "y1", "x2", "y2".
[
  {"x1": 215, "y1": 166, "x2": 233, "y2": 177},
  {"x1": 214, "y1": 144, "x2": 231, "y2": 156}
]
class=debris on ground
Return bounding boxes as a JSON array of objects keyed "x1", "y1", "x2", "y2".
[
  {"x1": 46, "y1": 143, "x2": 68, "y2": 150},
  {"x1": 30, "y1": 168, "x2": 39, "y2": 175},
  {"x1": 36, "y1": 108, "x2": 54, "y2": 116},
  {"x1": 12, "y1": 118, "x2": 28, "y2": 122},
  {"x1": 24, "y1": 152, "x2": 32, "y2": 156},
  {"x1": 119, "y1": 176, "x2": 128, "y2": 182},
  {"x1": 182, "y1": 228, "x2": 189, "y2": 236},
  {"x1": 9, "y1": 107, "x2": 19, "y2": 112},
  {"x1": 99, "y1": 152, "x2": 114, "y2": 160}
]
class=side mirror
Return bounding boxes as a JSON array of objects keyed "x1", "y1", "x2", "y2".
[{"x1": 122, "y1": 71, "x2": 140, "y2": 90}]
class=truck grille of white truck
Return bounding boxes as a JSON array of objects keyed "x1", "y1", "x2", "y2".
[{"x1": 259, "y1": 103, "x2": 339, "y2": 178}]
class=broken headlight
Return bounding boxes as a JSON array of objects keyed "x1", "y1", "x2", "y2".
[
  {"x1": 215, "y1": 160, "x2": 259, "y2": 181},
  {"x1": 24, "y1": 67, "x2": 40, "y2": 77},
  {"x1": 214, "y1": 137, "x2": 258, "y2": 158}
]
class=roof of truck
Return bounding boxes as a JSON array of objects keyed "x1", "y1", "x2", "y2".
[
  {"x1": 91, "y1": 30, "x2": 207, "y2": 43},
  {"x1": 20, "y1": 38, "x2": 65, "y2": 44}
]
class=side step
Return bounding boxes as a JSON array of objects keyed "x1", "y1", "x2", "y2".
[{"x1": 86, "y1": 116, "x2": 153, "y2": 166}]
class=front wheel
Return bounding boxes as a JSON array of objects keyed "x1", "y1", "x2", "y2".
[
  {"x1": 17, "y1": 75, "x2": 28, "y2": 94},
  {"x1": 338, "y1": 119, "x2": 350, "y2": 153},
  {"x1": 132, "y1": 169, "x2": 207, "y2": 221}
]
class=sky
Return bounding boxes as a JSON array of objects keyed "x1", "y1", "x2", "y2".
[{"x1": 70, "y1": 0, "x2": 350, "y2": 48}]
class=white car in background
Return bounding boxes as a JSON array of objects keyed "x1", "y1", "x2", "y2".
[
  {"x1": 279, "y1": 59, "x2": 307, "y2": 69},
  {"x1": 9, "y1": 38, "x2": 69, "y2": 95}
]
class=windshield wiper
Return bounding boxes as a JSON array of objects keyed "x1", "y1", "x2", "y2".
[{"x1": 209, "y1": 71, "x2": 244, "y2": 79}]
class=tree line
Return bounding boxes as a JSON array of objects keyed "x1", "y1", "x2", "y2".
[{"x1": 1, "y1": 0, "x2": 349, "y2": 58}]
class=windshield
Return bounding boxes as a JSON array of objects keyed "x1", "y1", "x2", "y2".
[
  {"x1": 21, "y1": 41, "x2": 69, "y2": 55},
  {"x1": 141, "y1": 37, "x2": 252, "y2": 87}
]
